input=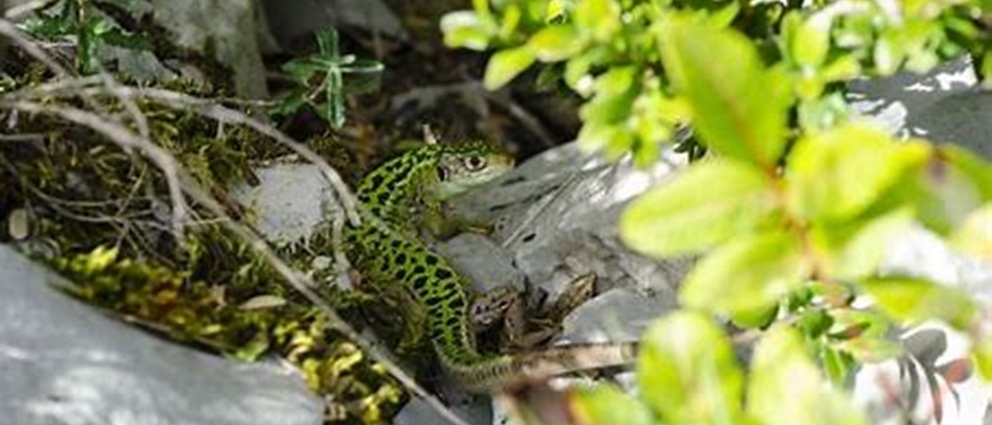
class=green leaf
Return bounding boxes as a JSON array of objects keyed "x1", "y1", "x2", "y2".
[
  {"x1": 730, "y1": 304, "x2": 778, "y2": 329},
  {"x1": 951, "y1": 203, "x2": 992, "y2": 258},
  {"x1": 873, "y1": 33, "x2": 903, "y2": 75},
  {"x1": 574, "y1": 0, "x2": 620, "y2": 41},
  {"x1": 315, "y1": 29, "x2": 341, "y2": 60},
  {"x1": 576, "y1": 66, "x2": 638, "y2": 135},
  {"x1": 913, "y1": 143, "x2": 992, "y2": 233},
  {"x1": 812, "y1": 208, "x2": 915, "y2": 281},
  {"x1": 786, "y1": 125, "x2": 930, "y2": 223},
  {"x1": 861, "y1": 278, "x2": 978, "y2": 329},
  {"x1": 528, "y1": 25, "x2": 585, "y2": 62},
  {"x1": 782, "y1": 11, "x2": 834, "y2": 69},
  {"x1": 571, "y1": 385, "x2": 654, "y2": 425},
  {"x1": 660, "y1": 18, "x2": 788, "y2": 167},
  {"x1": 620, "y1": 159, "x2": 776, "y2": 257},
  {"x1": 828, "y1": 309, "x2": 901, "y2": 362},
  {"x1": 680, "y1": 230, "x2": 811, "y2": 316},
  {"x1": 546, "y1": 0, "x2": 573, "y2": 24},
  {"x1": 638, "y1": 311, "x2": 744, "y2": 424},
  {"x1": 975, "y1": 338, "x2": 992, "y2": 381},
  {"x1": 939, "y1": 143, "x2": 992, "y2": 202},
  {"x1": 440, "y1": 11, "x2": 495, "y2": 50},
  {"x1": 796, "y1": 307, "x2": 834, "y2": 338},
  {"x1": 483, "y1": 46, "x2": 536, "y2": 89},
  {"x1": 821, "y1": 346, "x2": 857, "y2": 385},
  {"x1": 748, "y1": 327, "x2": 868, "y2": 425},
  {"x1": 797, "y1": 93, "x2": 851, "y2": 132},
  {"x1": 820, "y1": 55, "x2": 862, "y2": 82},
  {"x1": 323, "y1": 68, "x2": 346, "y2": 129}
]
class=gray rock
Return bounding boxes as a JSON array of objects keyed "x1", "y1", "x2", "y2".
[
  {"x1": 559, "y1": 288, "x2": 665, "y2": 345},
  {"x1": 847, "y1": 53, "x2": 992, "y2": 158},
  {"x1": 259, "y1": 0, "x2": 408, "y2": 49},
  {"x1": 435, "y1": 233, "x2": 526, "y2": 294},
  {"x1": 231, "y1": 161, "x2": 338, "y2": 249},
  {"x1": 0, "y1": 245, "x2": 324, "y2": 425}
]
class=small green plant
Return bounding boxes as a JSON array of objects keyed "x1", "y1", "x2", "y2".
[
  {"x1": 20, "y1": 0, "x2": 151, "y2": 74},
  {"x1": 442, "y1": 1, "x2": 992, "y2": 423},
  {"x1": 273, "y1": 29, "x2": 384, "y2": 129}
]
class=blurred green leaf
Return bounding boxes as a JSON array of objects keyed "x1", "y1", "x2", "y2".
[
  {"x1": 638, "y1": 311, "x2": 744, "y2": 424},
  {"x1": 828, "y1": 309, "x2": 901, "y2": 362},
  {"x1": 951, "y1": 203, "x2": 992, "y2": 258},
  {"x1": 748, "y1": 327, "x2": 868, "y2": 425},
  {"x1": 441, "y1": 11, "x2": 495, "y2": 50},
  {"x1": 786, "y1": 11, "x2": 832, "y2": 68},
  {"x1": 873, "y1": 33, "x2": 903, "y2": 75},
  {"x1": 861, "y1": 278, "x2": 978, "y2": 329},
  {"x1": 546, "y1": 0, "x2": 573, "y2": 23},
  {"x1": 786, "y1": 125, "x2": 930, "y2": 223},
  {"x1": 620, "y1": 159, "x2": 776, "y2": 257},
  {"x1": 812, "y1": 208, "x2": 915, "y2": 281},
  {"x1": 796, "y1": 308, "x2": 834, "y2": 338},
  {"x1": 571, "y1": 385, "x2": 654, "y2": 425},
  {"x1": 680, "y1": 230, "x2": 811, "y2": 316},
  {"x1": 975, "y1": 337, "x2": 992, "y2": 381},
  {"x1": 939, "y1": 143, "x2": 992, "y2": 202},
  {"x1": 821, "y1": 346, "x2": 857, "y2": 385},
  {"x1": 731, "y1": 304, "x2": 779, "y2": 329},
  {"x1": 528, "y1": 25, "x2": 584, "y2": 62},
  {"x1": 660, "y1": 18, "x2": 789, "y2": 167},
  {"x1": 574, "y1": 0, "x2": 620, "y2": 41},
  {"x1": 797, "y1": 93, "x2": 851, "y2": 133},
  {"x1": 483, "y1": 45, "x2": 536, "y2": 89}
]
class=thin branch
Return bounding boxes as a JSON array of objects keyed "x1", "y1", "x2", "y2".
[
  {"x1": 5, "y1": 79, "x2": 361, "y2": 227},
  {"x1": 0, "y1": 99, "x2": 469, "y2": 425},
  {"x1": 8, "y1": 100, "x2": 191, "y2": 239}
]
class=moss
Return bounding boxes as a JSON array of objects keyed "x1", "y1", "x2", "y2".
[{"x1": 0, "y1": 71, "x2": 406, "y2": 424}]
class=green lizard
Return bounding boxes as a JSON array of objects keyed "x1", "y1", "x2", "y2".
[{"x1": 345, "y1": 140, "x2": 637, "y2": 393}]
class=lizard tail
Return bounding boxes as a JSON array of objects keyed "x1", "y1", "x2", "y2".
[{"x1": 443, "y1": 341, "x2": 640, "y2": 393}]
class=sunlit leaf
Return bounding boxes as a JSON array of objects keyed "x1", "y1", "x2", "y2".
[
  {"x1": 748, "y1": 327, "x2": 868, "y2": 425},
  {"x1": 974, "y1": 338, "x2": 992, "y2": 380},
  {"x1": 939, "y1": 143, "x2": 992, "y2": 202},
  {"x1": 951, "y1": 203, "x2": 992, "y2": 258},
  {"x1": 85, "y1": 245, "x2": 119, "y2": 272},
  {"x1": 784, "y1": 11, "x2": 832, "y2": 68},
  {"x1": 528, "y1": 25, "x2": 585, "y2": 62},
  {"x1": 638, "y1": 311, "x2": 744, "y2": 424},
  {"x1": 660, "y1": 18, "x2": 788, "y2": 167},
  {"x1": 574, "y1": 0, "x2": 620, "y2": 41},
  {"x1": 786, "y1": 125, "x2": 930, "y2": 222},
  {"x1": 812, "y1": 208, "x2": 915, "y2": 281},
  {"x1": 483, "y1": 46, "x2": 536, "y2": 89},
  {"x1": 861, "y1": 278, "x2": 978, "y2": 329},
  {"x1": 440, "y1": 11, "x2": 495, "y2": 50},
  {"x1": 620, "y1": 159, "x2": 776, "y2": 257},
  {"x1": 680, "y1": 230, "x2": 811, "y2": 316},
  {"x1": 571, "y1": 385, "x2": 654, "y2": 425}
]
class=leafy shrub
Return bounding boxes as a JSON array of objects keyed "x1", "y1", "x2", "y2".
[{"x1": 443, "y1": 1, "x2": 992, "y2": 422}]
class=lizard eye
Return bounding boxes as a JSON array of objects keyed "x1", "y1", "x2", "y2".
[
  {"x1": 436, "y1": 166, "x2": 449, "y2": 181},
  {"x1": 465, "y1": 155, "x2": 486, "y2": 171}
]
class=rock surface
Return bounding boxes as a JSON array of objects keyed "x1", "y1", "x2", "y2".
[{"x1": 0, "y1": 245, "x2": 324, "y2": 425}]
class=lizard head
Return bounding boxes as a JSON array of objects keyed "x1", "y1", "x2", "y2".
[{"x1": 432, "y1": 142, "x2": 515, "y2": 200}]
